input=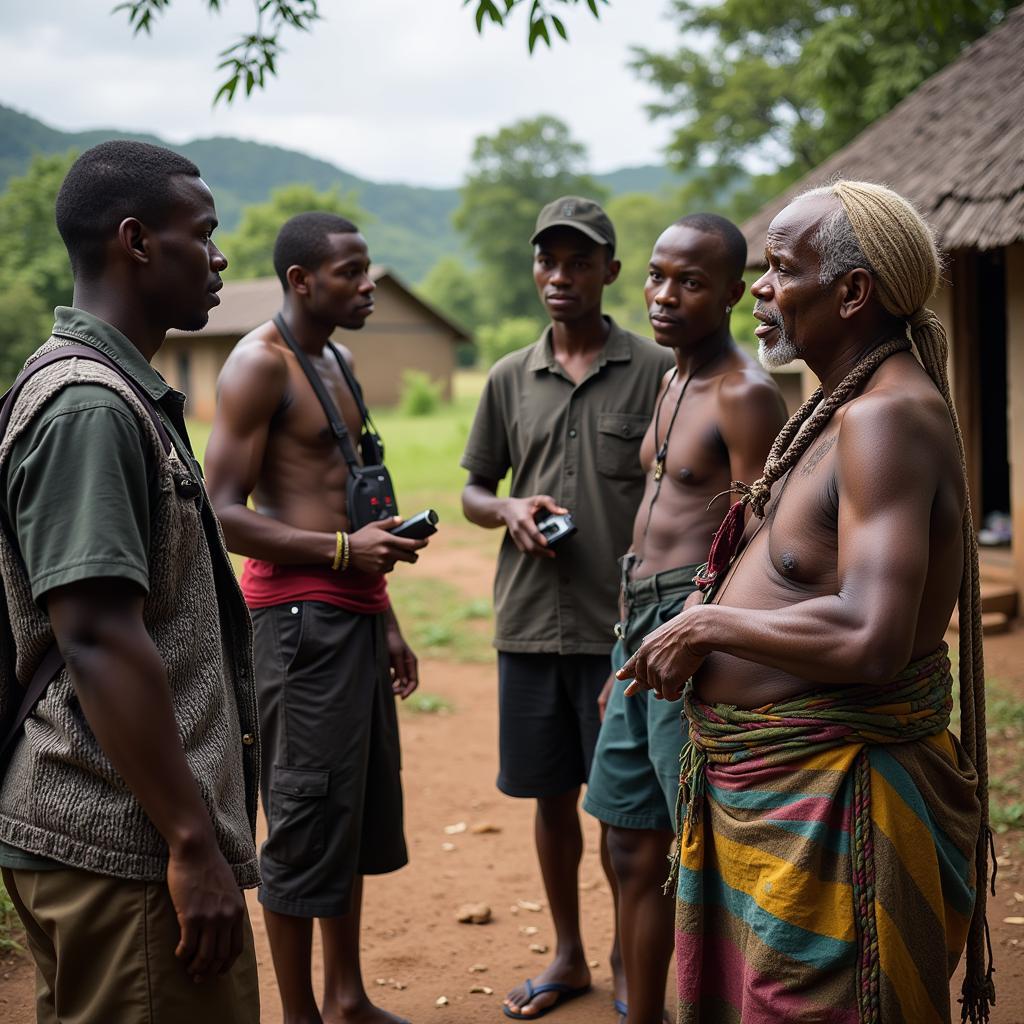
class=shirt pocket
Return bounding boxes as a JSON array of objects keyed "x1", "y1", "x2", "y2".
[{"x1": 596, "y1": 413, "x2": 647, "y2": 480}]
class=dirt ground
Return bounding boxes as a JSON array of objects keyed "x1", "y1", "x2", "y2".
[{"x1": 2, "y1": 527, "x2": 1024, "y2": 1022}]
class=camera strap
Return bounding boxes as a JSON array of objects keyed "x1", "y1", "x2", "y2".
[{"x1": 273, "y1": 313, "x2": 365, "y2": 470}]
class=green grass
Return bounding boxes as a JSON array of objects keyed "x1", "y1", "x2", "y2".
[
  {"x1": 401, "y1": 692, "x2": 455, "y2": 715},
  {"x1": 0, "y1": 880, "x2": 23, "y2": 953},
  {"x1": 966, "y1": 679, "x2": 1024, "y2": 834},
  {"x1": 987, "y1": 688, "x2": 1024, "y2": 732},
  {"x1": 990, "y1": 801, "x2": 1024, "y2": 831},
  {"x1": 944, "y1": 648, "x2": 1024, "y2": 836},
  {"x1": 986, "y1": 683, "x2": 1024, "y2": 834},
  {"x1": 370, "y1": 383, "x2": 480, "y2": 526},
  {"x1": 387, "y1": 573, "x2": 493, "y2": 664}
]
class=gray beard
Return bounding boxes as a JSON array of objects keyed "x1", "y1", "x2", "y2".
[{"x1": 757, "y1": 328, "x2": 802, "y2": 369}]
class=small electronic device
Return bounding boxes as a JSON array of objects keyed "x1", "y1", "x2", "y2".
[
  {"x1": 390, "y1": 508, "x2": 439, "y2": 540},
  {"x1": 535, "y1": 511, "x2": 577, "y2": 547}
]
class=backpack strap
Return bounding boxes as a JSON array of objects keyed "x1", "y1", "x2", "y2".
[
  {"x1": 0, "y1": 644, "x2": 64, "y2": 764},
  {"x1": 0, "y1": 343, "x2": 173, "y2": 764},
  {"x1": 0, "y1": 344, "x2": 173, "y2": 455}
]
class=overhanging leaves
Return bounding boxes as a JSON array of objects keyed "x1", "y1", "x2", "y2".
[{"x1": 464, "y1": 0, "x2": 608, "y2": 53}]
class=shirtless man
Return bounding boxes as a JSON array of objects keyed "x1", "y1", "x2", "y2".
[
  {"x1": 620, "y1": 183, "x2": 988, "y2": 1023},
  {"x1": 205, "y1": 212, "x2": 426, "y2": 1024},
  {"x1": 582, "y1": 214, "x2": 786, "y2": 1024}
]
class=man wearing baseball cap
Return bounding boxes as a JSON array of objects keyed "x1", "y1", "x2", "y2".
[{"x1": 462, "y1": 197, "x2": 673, "y2": 1019}]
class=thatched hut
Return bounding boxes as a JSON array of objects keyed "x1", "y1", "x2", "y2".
[{"x1": 741, "y1": 5, "x2": 1024, "y2": 622}]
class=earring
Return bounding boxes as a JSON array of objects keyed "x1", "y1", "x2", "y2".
[{"x1": 725, "y1": 305, "x2": 733, "y2": 314}]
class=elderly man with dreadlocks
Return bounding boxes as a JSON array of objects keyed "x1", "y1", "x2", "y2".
[{"x1": 619, "y1": 181, "x2": 992, "y2": 1024}]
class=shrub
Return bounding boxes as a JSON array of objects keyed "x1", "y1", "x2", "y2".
[
  {"x1": 476, "y1": 317, "x2": 544, "y2": 367},
  {"x1": 399, "y1": 370, "x2": 444, "y2": 416}
]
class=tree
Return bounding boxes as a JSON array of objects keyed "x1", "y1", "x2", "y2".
[
  {"x1": 471, "y1": 0, "x2": 608, "y2": 51},
  {"x1": 453, "y1": 115, "x2": 606, "y2": 322},
  {"x1": 417, "y1": 257, "x2": 484, "y2": 333},
  {"x1": 601, "y1": 191, "x2": 680, "y2": 334},
  {"x1": 114, "y1": 0, "x2": 609, "y2": 105},
  {"x1": 217, "y1": 183, "x2": 366, "y2": 279},
  {"x1": 0, "y1": 282, "x2": 55, "y2": 386},
  {"x1": 0, "y1": 152, "x2": 76, "y2": 384},
  {"x1": 634, "y1": 0, "x2": 1013, "y2": 214}
]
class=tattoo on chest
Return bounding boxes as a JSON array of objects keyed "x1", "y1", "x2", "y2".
[{"x1": 800, "y1": 436, "x2": 836, "y2": 477}]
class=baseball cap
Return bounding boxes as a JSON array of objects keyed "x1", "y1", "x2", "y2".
[{"x1": 530, "y1": 196, "x2": 616, "y2": 253}]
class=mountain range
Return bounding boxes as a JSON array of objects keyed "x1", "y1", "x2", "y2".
[{"x1": 0, "y1": 103, "x2": 684, "y2": 282}]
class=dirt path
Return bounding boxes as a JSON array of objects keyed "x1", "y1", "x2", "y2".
[{"x1": 2, "y1": 527, "x2": 1024, "y2": 1021}]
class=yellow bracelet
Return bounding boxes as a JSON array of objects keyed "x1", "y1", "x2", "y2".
[
  {"x1": 341, "y1": 531, "x2": 351, "y2": 571},
  {"x1": 331, "y1": 530, "x2": 344, "y2": 571}
]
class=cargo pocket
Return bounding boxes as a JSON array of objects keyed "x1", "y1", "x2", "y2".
[
  {"x1": 266, "y1": 766, "x2": 330, "y2": 868},
  {"x1": 596, "y1": 412, "x2": 647, "y2": 480}
]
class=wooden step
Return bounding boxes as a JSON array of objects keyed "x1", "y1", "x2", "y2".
[
  {"x1": 948, "y1": 610, "x2": 1011, "y2": 636},
  {"x1": 978, "y1": 548, "x2": 1016, "y2": 586},
  {"x1": 980, "y1": 583, "x2": 1018, "y2": 618},
  {"x1": 979, "y1": 561, "x2": 1017, "y2": 587}
]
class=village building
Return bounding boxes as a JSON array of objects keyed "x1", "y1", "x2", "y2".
[
  {"x1": 741, "y1": 5, "x2": 1024, "y2": 625},
  {"x1": 154, "y1": 266, "x2": 471, "y2": 420}
]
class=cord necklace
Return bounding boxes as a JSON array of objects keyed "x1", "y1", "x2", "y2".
[{"x1": 640, "y1": 350, "x2": 721, "y2": 546}]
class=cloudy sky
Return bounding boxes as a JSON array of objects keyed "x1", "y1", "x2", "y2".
[{"x1": 0, "y1": 0, "x2": 682, "y2": 187}]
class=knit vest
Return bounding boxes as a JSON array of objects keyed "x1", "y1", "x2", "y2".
[{"x1": 0, "y1": 337, "x2": 260, "y2": 885}]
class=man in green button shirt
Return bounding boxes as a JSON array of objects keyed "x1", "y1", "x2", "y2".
[
  {"x1": 461, "y1": 197, "x2": 673, "y2": 1019},
  {"x1": 0, "y1": 142, "x2": 260, "y2": 1022}
]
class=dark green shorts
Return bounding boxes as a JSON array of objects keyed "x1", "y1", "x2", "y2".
[{"x1": 583, "y1": 562, "x2": 700, "y2": 831}]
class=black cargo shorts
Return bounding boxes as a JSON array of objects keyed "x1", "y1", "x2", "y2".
[{"x1": 251, "y1": 600, "x2": 408, "y2": 917}]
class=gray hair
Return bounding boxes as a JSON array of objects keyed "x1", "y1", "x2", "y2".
[{"x1": 801, "y1": 185, "x2": 875, "y2": 285}]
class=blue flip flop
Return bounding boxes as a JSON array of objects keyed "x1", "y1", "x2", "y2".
[
  {"x1": 502, "y1": 978, "x2": 592, "y2": 1019},
  {"x1": 614, "y1": 998, "x2": 671, "y2": 1023}
]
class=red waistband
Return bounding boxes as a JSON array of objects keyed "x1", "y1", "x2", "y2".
[{"x1": 240, "y1": 558, "x2": 390, "y2": 615}]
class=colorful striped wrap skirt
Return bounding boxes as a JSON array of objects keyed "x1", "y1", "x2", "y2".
[{"x1": 674, "y1": 644, "x2": 981, "y2": 1023}]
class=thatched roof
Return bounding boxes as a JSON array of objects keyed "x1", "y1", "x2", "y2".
[
  {"x1": 167, "y1": 265, "x2": 471, "y2": 341},
  {"x1": 741, "y1": 5, "x2": 1024, "y2": 263}
]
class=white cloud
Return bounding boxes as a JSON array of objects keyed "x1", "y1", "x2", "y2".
[{"x1": 0, "y1": 0, "x2": 680, "y2": 185}]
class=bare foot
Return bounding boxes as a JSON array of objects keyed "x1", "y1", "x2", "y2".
[
  {"x1": 321, "y1": 997, "x2": 410, "y2": 1024},
  {"x1": 503, "y1": 957, "x2": 591, "y2": 1018}
]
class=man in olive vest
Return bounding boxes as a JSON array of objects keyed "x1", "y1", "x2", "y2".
[{"x1": 0, "y1": 140, "x2": 260, "y2": 1022}]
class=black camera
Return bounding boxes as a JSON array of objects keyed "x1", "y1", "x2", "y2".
[
  {"x1": 390, "y1": 508, "x2": 439, "y2": 540},
  {"x1": 535, "y1": 511, "x2": 577, "y2": 547}
]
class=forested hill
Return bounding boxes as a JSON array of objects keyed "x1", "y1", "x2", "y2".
[{"x1": 0, "y1": 103, "x2": 682, "y2": 281}]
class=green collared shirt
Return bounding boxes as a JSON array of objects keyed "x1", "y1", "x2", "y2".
[
  {"x1": 2, "y1": 307, "x2": 203, "y2": 604},
  {"x1": 0, "y1": 307, "x2": 203, "y2": 872},
  {"x1": 461, "y1": 318, "x2": 673, "y2": 654}
]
